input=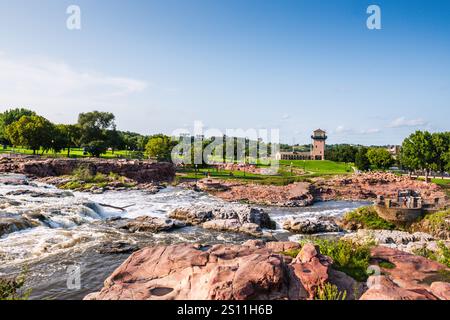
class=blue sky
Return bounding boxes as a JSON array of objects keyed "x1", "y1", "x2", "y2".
[{"x1": 0, "y1": 0, "x2": 449, "y2": 145}]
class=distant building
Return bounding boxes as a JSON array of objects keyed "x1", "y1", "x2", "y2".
[{"x1": 275, "y1": 129, "x2": 328, "y2": 161}]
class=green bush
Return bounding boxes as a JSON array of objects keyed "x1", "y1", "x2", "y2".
[
  {"x1": 413, "y1": 241, "x2": 450, "y2": 268},
  {"x1": 312, "y1": 239, "x2": 373, "y2": 282},
  {"x1": 344, "y1": 206, "x2": 396, "y2": 230},
  {"x1": 314, "y1": 283, "x2": 347, "y2": 300},
  {"x1": 0, "y1": 268, "x2": 31, "y2": 300}
]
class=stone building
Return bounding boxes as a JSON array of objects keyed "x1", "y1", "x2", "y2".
[{"x1": 275, "y1": 129, "x2": 327, "y2": 161}]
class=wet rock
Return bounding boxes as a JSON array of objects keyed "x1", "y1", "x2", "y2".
[
  {"x1": 5, "y1": 189, "x2": 74, "y2": 198},
  {"x1": 96, "y1": 241, "x2": 140, "y2": 254},
  {"x1": 169, "y1": 204, "x2": 275, "y2": 237},
  {"x1": 119, "y1": 216, "x2": 185, "y2": 233},
  {"x1": 202, "y1": 219, "x2": 263, "y2": 237},
  {"x1": 0, "y1": 213, "x2": 37, "y2": 237},
  {"x1": 283, "y1": 216, "x2": 341, "y2": 234}
]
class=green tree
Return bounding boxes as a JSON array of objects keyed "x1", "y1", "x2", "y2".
[
  {"x1": 78, "y1": 111, "x2": 115, "y2": 144},
  {"x1": 85, "y1": 140, "x2": 108, "y2": 157},
  {"x1": 0, "y1": 108, "x2": 36, "y2": 145},
  {"x1": 355, "y1": 147, "x2": 371, "y2": 171},
  {"x1": 366, "y1": 148, "x2": 394, "y2": 170},
  {"x1": 53, "y1": 124, "x2": 81, "y2": 156},
  {"x1": 145, "y1": 134, "x2": 176, "y2": 162},
  {"x1": 431, "y1": 132, "x2": 450, "y2": 178},
  {"x1": 5, "y1": 115, "x2": 54, "y2": 154},
  {"x1": 401, "y1": 131, "x2": 437, "y2": 182}
]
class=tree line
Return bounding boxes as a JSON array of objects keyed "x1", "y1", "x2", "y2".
[{"x1": 0, "y1": 108, "x2": 151, "y2": 157}]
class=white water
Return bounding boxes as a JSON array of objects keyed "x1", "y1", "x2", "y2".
[{"x1": 0, "y1": 173, "x2": 369, "y2": 299}]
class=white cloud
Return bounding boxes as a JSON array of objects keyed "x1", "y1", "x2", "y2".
[
  {"x1": 388, "y1": 117, "x2": 427, "y2": 128},
  {"x1": 334, "y1": 126, "x2": 380, "y2": 135},
  {"x1": 0, "y1": 52, "x2": 148, "y2": 122},
  {"x1": 359, "y1": 128, "x2": 380, "y2": 134}
]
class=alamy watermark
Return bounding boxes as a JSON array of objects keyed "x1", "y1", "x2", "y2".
[
  {"x1": 170, "y1": 121, "x2": 280, "y2": 174},
  {"x1": 66, "y1": 5, "x2": 81, "y2": 30}
]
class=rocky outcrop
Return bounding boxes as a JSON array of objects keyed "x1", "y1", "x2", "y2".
[
  {"x1": 361, "y1": 246, "x2": 449, "y2": 300},
  {"x1": 169, "y1": 204, "x2": 276, "y2": 237},
  {"x1": 206, "y1": 181, "x2": 314, "y2": 207},
  {"x1": 283, "y1": 217, "x2": 341, "y2": 234},
  {"x1": 342, "y1": 229, "x2": 449, "y2": 255},
  {"x1": 119, "y1": 216, "x2": 186, "y2": 233},
  {"x1": 84, "y1": 241, "x2": 360, "y2": 300},
  {"x1": 5, "y1": 189, "x2": 74, "y2": 198},
  {"x1": 314, "y1": 172, "x2": 447, "y2": 204},
  {"x1": 0, "y1": 156, "x2": 175, "y2": 183}
]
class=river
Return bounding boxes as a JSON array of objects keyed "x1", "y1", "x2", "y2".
[{"x1": 0, "y1": 173, "x2": 369, "y2": 300}]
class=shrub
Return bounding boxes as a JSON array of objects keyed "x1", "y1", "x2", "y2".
[
  {"x1": 344, "y1": 206, "x2": 396, "y2": 230},
  {"x1": 314, "y1": 283, "x2": 347, "y2": 300},
  {"x1": 313, "y1": 239, "x2": 373, "y2": 282},
  {"x1": 413, "y1": 241, "x2": 450, "y2": 268},
  {"x1": 0, "y1": 268, "x2": 31, "y2": 300}
]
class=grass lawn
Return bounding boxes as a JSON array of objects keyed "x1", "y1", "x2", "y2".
[
  {"x1": 279, "y1": 160, "x2": 353, "y2": 175},
  {"x1": 176, "y1": 160, "x2": 353, "y2": 185}
]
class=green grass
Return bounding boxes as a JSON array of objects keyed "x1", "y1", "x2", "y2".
[
  {"x1": 176, "y1": 160, "x2": 352, "y2": 185},
  {"x1": 343, "y1": 206, "x2": 397, "y2": 230},
  {"x1": 314, "y1": 283, "x2": 347, "y2": 300},
  {"x1": 279, "y1": 160, "x2": 353, "y2": 175},
  {"x1": 310, "y1": 239, "x2": 374, "y2": 282}
]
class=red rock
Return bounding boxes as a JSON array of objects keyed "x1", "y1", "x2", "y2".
[
  {"x1": 296, "y1": 243, "x2": 318, "y2": 263},
  {"x1": 0, "y1": 156, "x2": 175, "y2": 183},
  {"x1": 370, "y1": 246, "x2": 448, "y2": 291},
  {"x1": 360, "y1": 276, "x2": 436, "y2": 300},
  {"x1": 430, "y1": 282, "x2": 450, "y2": 300}
]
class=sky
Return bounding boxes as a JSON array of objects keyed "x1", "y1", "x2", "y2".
[{"x1": 0, "y1": 0, "x2": 449, "y2": 145}]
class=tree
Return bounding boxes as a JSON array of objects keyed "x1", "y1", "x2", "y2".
[
  {"x1": 85, "y1": 140, "x2": 108, "y2": 157},
  {"x1": 325, "y1": 144, "x2": 359, "y2": 163},
  {"x1": 54, "y1": 124, "x2": 81, "y2": 156},
  {"x1": 431, "y1": 132, "x2": 450, "y2": 178},
  {"x1": 0, "y1": 108, "x2": 36, "y2": 145},
  {"x1": 78, "y1": 111, "x2": 115, "y2": 145},
  {"x1": 401, "y1": 131, "x2": 437, "y2": 182},
  {"x1": 145, "y1": 135, "x2": 176, "y2": 162},
  {"x1": 5, "y1": 115, "x2": 54, "y2": 154},
  {"x1": 355, "y1": 147, "x2": 371, "y2": 171},
  {"x1": 366, "y1": 148, "x2": 394, "y2": 170}
]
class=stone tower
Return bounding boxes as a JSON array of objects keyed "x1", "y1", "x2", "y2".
[{"x1": 311, "y1": 129, "x2": 327, "y2": 160}]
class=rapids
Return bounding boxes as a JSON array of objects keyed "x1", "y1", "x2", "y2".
[{"x1": 0, "y1": 173, "x2": 369, "y2": 299}]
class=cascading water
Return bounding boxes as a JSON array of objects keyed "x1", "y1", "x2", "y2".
[{"x1": 0, "y1": 173, "x2": 369, "y2": 299}]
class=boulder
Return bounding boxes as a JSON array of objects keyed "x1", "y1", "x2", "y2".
[
  {"x1": 283, "y1": 217, "x2": 341, "y2": 234},
  {"x1": 119, "y1": 216, "x2": 185, "y2": 233},
  {"x1": 360, "y1": 275, "x2": 436, "y2": 300},
  {"x1": 365, "y1": 246, "x2": 449, "y2": 299},
  {"x1": 0, "y1": 213, "x2": 38, "y2": 237},
  {"x1": 429, "y1": 282, "x2": 450, "y2": 300},
  {"x1": 84, "y1": 242, "x2": 352, "y2": 300},
  {"x1": 168, "y1": 204, "x2": 276, "y2": 237}
]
